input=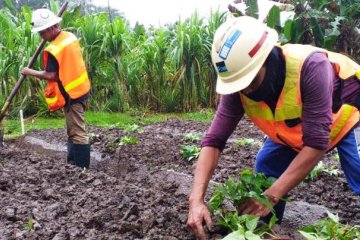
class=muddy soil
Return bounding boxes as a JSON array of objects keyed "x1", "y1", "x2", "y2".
[{"x1": 0, "y1": 118, "x2": 359, "y2": 240}]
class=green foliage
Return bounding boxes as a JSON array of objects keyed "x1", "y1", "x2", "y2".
[
  {"x1": 264, "y1": 0, "x2": 360, "y2": 60},
  {"x1": 209, "y1": 169, "x2": 276, "y2": 212},
  {"x1": 124, "y1": 124, "x2": 143, "y2": 133},
  {"x1": 209, "y1": 169, "x2": 278, "y2": 239},
  {"x1": 119, "y1": 136, "x2": 138, "y2": 145},
  {"x1": 235, "y1": 138, "x2": 261, "y2": 148},
  {"x1": 306, "y1": 161, "x2": 339, "y2": 181},
  {"x1": 23, "y1": 218, "x2": 33, "y2": 231},
  {"x1": 180, "y1": 145, "x2": 200, "y2": 161},
  {"x1": 299, "y1": 211, "x2": 360, "y2": 239},
  {"x1": 183, "y1": 132, "x2": 202, "y2": 142},
  {"x1": 220, "y1": 214, "x2": 262, "y2": 240}
]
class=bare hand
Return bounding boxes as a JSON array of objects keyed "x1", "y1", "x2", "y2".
[
  {"x1": 237, "y1": 193, "x2": 280, "y2": 217},
  {"x1": 21, "y1": 67, "x2": 32, "y2": 76},
  {"x1": 187, "y1": 200, "x2": 212, "y2": 240},
  {"x1": 236, "y1": 198, "x2": 272, "y2": 217}
]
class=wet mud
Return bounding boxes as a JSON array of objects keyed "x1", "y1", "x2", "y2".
[{"x1": 0, "y1": 118, "x2": 359, "y2": 239}]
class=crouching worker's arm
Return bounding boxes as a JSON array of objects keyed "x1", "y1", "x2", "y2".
[{"x1": 187, "y1": 146, "x2": 221, "y2": 240}]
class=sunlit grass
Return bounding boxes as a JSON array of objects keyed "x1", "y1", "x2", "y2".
[{"x1": 2, "y1": 109, "x2": 215, "y2": 138}]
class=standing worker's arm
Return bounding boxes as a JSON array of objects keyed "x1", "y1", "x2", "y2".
[
  {"x1": 187, "y1": 146, "x2": 220, "y2": 240},
  {"x1": 21, "y1": 67, "x2": 56, "y2": 81}
]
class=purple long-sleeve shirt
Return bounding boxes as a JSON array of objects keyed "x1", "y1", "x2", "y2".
[{"x1": 202, "y1": 50, "x2": 360, "y2": 151}]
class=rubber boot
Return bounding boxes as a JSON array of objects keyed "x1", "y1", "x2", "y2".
[
  {"x1": 73, "y1": 144, "x2": 90, "y2": 169},
  {"x1": 260, "y1": 199, "x2": 286, "y2": 224},
  {"x1": 67, "y1": 140, "x2": 75, "y2": 165}
]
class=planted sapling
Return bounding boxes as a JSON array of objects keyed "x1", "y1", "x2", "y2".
[
  {"x1": 183, "y1": 132, "x2": 202, "y2": 142},
  {"x1": 119, "y1": 136, "x2": 138, "y2": 145},
  {"x1": 180, "y1": 145, "x2": 200, "y2": 161},
  {"x1": 299, "y1": 211, "x2": 360, "y2": 239},
  {"x1": 235, "y1": 138, "x2": 261, "y2": 148},
  {"x1": 306, "y1": 161, "x2": 339, "y2": 181},
  {"x1": 209, "y1": 169, "x2": 280, "y2": 239},
  {"x1": 24, "y1": 218, "x2": 34, "y2": 231},
  {"x1": 124, "y1": 123, "x2": 143, "y2": 133}
]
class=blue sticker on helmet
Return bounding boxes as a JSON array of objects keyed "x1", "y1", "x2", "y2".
[
  {"x1": 219, "y1": 30, "x2": 242, "y2": 60},
  {"x1": 216, "y1": 61, "x2": 227, "y2": 73}
]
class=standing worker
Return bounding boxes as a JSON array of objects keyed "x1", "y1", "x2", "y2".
[
  {"x1": 187, "y1": 16, "x2": 360, "y2": 240},
  {"x1": 22, "y1": 8, "x2": 91, "y2": 169}
]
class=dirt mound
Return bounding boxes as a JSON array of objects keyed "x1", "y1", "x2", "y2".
[{"x1": 0, "y1": 118, "x2": 359, "y2": 239}]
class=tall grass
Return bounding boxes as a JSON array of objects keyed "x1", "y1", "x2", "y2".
[{"x1": 0, "y1": 2, "x2": 226, "y2": 117}]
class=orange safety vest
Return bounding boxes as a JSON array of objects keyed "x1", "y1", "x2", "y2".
[
  {"x1": 241, "y1": 44, "x2": 360, "y2": 152},
  {"x1": 43, "y1": 31, "x2": 90, "y2": 112}
]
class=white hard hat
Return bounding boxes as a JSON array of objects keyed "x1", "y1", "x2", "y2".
[
  {"x1": 212, "y1": 16, "x2": 278, "y2": 94},
  {"x1": 31, "y1": 8, "x2": 62, "y2": 33}
]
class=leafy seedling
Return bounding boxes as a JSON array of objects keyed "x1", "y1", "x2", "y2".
[
  {"x1": 180, "y1": 145, "x2": 200, "y2": 161},
  {"x1": 124, "y1": 123, "x2": 143, "y2": 133},
  {"x1": 209, "y1": 169, "x2": 280, "y2": 239},
  {"x1": 235, "y1": 138, "x2": 261, "y2": 148},
  {"x1": 183, "y1": 132, "x2": 202, "y2": 142},
  {"x1": 119, "y1": 136, "x2": 138, "y2": 145},
  {"x1": 24, "y1": 218, "x2": 33, "y2": 231},
  {"x1": 306, "y1": 161, "x2": 339, "y2": 181},
  {"x1": 299, "y1": 211, "x2": 360, "y2": 239}
]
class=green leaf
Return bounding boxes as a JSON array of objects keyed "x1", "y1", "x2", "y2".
[
  {"x1": 244, "y1": 231, "x2": 262, "y2": 240},
  {"x1": 266, "y1": 6, "x2": 281, "y2": 29},
  {"x1": 310, "y1": 17, "x2": 324, "y2": 47},
  {"x1": 222, "y1": 230, "x2": 246, "y2": 240},
  {"x1": 326, "y1": 210, "x2": 339, "y2": 223},
  {"x1": 298, "y1": 231, "x2": 319, "y2": 240},
  {"x1": 245, "y1": 215, "x2": 259, "y2": 231},
  {"x1": 283, "y1": 20, "x2": 293, "y2": 42}
]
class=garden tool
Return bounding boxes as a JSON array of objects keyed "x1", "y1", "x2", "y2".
[{"x1": 0, "y1": 2, "x2": 68, "y2": 147}]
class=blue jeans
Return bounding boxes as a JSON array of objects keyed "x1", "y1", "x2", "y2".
[
  {"x1": 256, "y1": 124, "x2": 360, "y2": 195},
  {"x1": 255, "y1": 124, "x2": 360, "y2": 223}
]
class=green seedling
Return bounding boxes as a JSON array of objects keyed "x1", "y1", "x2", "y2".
[
  {"x1": 235, "y1": 138, "x2": 261, "y2": 148},
  {"x1": 209, "y1": 169, "x2": 279, "y2": 239},
  {"x1": 299, "y1": 211, "x2": 360, "y2": 239},
  {"x1": 119, "y1": 136, "x2": 138, "y2": 145},
  {"x1": 306, "y1": 161, "x2": 339, "y2": 181},
  {"x1": 333, "y1": 153, "x2": 340, "y2": 162},
  {"x1": 183, "y1": 132, "x2": 202, "y2": 142},
  {"x1": 24, "y1": 218, "x2": 33, "y2": 231},
  {"x1": 124, "y1": 124, "x2": 143, "y2": 133},
  {"x1": 180, "y1": 145, "x2": 200, "y2": 161},
  {"x1": 88, "y1": 132, "x2": 100, "y2": 141}
]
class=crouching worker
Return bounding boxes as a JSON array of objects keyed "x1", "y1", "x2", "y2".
[
  {"x1": 187, "y1": 16, "x2": 360, "y2": 240},
  {"x1": 21, "y1": 8, "x2": 91, "y2": 169}
]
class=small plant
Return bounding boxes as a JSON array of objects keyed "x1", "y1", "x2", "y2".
[
  {"x1": 124, "y1": 124, "x2": 143, "y2": 133},
  {"x1": 180, "y1": 145, "x2": 200, "y2": 161},
  {"x1": 235, "y1": 138, "x2": 261, "y2": 148},
  {"x1": 299, "y1": 211, "x2": 360, "y2": 239},
  {"x1": 24, "y1": 218, "x2": 33, "y2": 231},
  {"x1": 88, "y1": 132, "x2": 101, "y2": 142},
  {"x1": 209, "y1": 169, "x2": 279, "y2": 239},
  {"x1": 119, "y1": 136, "x2": 138, "y2": 145},
  {"x1": 183, "y1": 132, "x2": 202, "y2": 142},
  {"x1": 306, "y1": 161, "x2": 339, "y2": 181}
]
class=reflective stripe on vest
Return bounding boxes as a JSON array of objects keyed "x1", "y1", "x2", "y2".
[
  {"x1": 44, "y1": 34, "x2": 77, "y2": 58},
  {"x1": 64, "y1": 71, "x2": 88, "y2": 92},
  {"x1": 241, "y1": 44, "x2": 360, "y2": 152}
]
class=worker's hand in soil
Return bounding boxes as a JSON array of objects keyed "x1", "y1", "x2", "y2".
[
  {"x1": 187, "y1": 200, "x2": 212, "y2": 240},
  {"x1": 237, "y1": 195, "x2": 279, "y2": 217}
]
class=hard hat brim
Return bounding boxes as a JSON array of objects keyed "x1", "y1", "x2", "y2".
[
  {"x1": 31, "y1": 17, "x2": 62, "y2": 33},
  {"x1": 215, "y1": 27, "x2": 278, "y2": 95}
]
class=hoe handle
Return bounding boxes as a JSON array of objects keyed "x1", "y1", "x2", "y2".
[{"x1": 0, "y1": 1, "x2": 69, "y2": 123}]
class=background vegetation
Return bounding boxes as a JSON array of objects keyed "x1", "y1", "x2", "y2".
[{"x1": 0, "y1": 0, "x2": 359, "y2": 118}]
